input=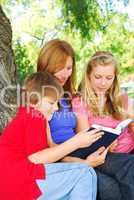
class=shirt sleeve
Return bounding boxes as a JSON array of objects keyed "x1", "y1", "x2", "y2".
[
  {"x1": 121, "y1": 92, "x2": 134, "y2": 118},
  {"x1": 122, "y1": 93, "x2": 133, "y2": 110},
  {"x1": 24, "y1": 115, "x2": 48, "y2": 156}
]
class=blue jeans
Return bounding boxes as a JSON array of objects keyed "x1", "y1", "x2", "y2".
[
  {"x1": 96, "y1": 152, "x2": 134, "y2": 200},
  {"x1": 36, "y1": 162, "x2": 97, "y2": 200}
]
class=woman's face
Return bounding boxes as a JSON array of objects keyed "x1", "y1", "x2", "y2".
[
  {"x1": 89, "y1": 64, "x2": 115, "y2": 95},
  {"x1": 54, "y1": 56, "x2": 73, "y2": 86}
]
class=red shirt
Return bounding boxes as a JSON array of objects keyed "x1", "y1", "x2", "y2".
[{"x1": 0, "y1": 107, "x2": 48, "y2": 200}]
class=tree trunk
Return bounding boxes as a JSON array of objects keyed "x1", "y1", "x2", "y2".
[{"x1": 0, "y1": 5, "x2": 17, "y2": 132}]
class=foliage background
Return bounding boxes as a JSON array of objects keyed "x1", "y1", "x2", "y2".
[{"x1": 2, "y1": 0, "x2": 134, "y2": 97}]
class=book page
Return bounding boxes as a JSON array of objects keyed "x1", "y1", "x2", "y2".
[{"x1": 116, "y1": 119, "x2": 133, "y2": 131}]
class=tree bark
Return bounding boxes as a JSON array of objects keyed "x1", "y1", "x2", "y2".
[{"x1": 0, "y1": 5, "x2": 17, "y2": 132}]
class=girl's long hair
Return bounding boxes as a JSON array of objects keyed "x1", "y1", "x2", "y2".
[{"x1": 81, "y1": 51, "x2": 124, "y2": 119}]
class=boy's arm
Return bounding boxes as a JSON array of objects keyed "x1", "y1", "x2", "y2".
[
  {"x1": 28, "y1": 128, "x2": 103, "y2": 164},
  {"x1": 62, "y1": 147, "x2": 107, "y2": 168},
  {"x1": 61, "y1": 113, "x2": 107, "y2": 166},
  {"x1": 60, "y1": 112, "x2": 89, "y2": 163},
  {"x1": 61, "y1": 156, "x2": 87, "y2": 164},
  {"x1": 46, "y1": 118, "x2": 90, "y2": 164}
]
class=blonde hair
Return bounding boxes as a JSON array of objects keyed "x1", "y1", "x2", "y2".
[
  {"x1": 37, "y1": 39, "x2": 76, "y2": 94},
  {"x1": 81, "y1": 51, "x2": 124, "y2": 119}
]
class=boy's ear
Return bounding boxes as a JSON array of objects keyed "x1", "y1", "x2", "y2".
[{"x1": 29, "y1": 101, "x2": 40, "y2": 108}]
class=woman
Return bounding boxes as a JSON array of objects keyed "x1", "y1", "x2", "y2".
[
  {"x1": 36, "y1": 39, "x2": 103, "y2": 200},
  {"x1": 38, "y1": 43, "x2": 134, "y2": 200},
  {"x1": 76, "y1": 51, "x2": 134, "y2": 153},
  {"x1": 37, "y1": 39, "x2": 107, "y2": 166},
  {"x1": 37, "y1": 39, "x2": 133, "y2": 200},
  {"x1": 72, "y1": 51, "x2": 134, "y2": 200}
]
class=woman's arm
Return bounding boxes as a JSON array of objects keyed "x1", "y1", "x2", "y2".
[{"x1": 46, "y1": 122, "x2": 57, "y2": 147}]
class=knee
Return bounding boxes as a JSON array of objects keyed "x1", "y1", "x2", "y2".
[
  {"x1": 81, "y1": 164, "x2": 97, "y2": 182},
  {"x1": 88, "y1": 166, "x2": 97, "y2": 179}
]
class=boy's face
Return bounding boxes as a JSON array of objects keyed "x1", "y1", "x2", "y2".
[{"x1": 37, "y1": 96, "x2": 58, "y2": 121}]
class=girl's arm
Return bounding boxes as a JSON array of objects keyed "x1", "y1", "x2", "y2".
[
  {"x1": 121, "y1": 93, "x2": 134, "y2": 140},
  {"x1": 127, "y1": 99, "x2": 134, "y2": 118},
  {"x1": 122, "y1": 93, "x2": 134, "y2": 118},
  {"x1": 75, "y1": 112, "x2": 89, "y2": 133}
]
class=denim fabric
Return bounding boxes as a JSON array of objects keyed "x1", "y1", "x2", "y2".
[
  {"x1": 36, "y1": 162, "x2": 97, "y2": 200},
  {"x1": 96, "y1": 152, "x2": 134, "y2": 200}
]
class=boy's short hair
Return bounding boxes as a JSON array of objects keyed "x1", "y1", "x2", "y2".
[{"x1": 22, "y1": 71, "x2": 63, "y2": 105}]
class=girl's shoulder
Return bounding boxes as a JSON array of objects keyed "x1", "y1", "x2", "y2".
[
  {"x1": 121, "y1": 92, "x2": 129, "y2": 108},
  {"x1": 121, "y1": 92, "x2": 133, "y2": 110}
]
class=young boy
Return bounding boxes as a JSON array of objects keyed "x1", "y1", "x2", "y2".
[{"x1": 0, "y1": 71, "x2": 101, "y2": 200}]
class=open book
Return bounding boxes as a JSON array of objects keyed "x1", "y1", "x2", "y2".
[
  {"x1": 69, "y1": 119, "x2": 134, "y2": 159},
  {"x1": 91, "y1": 118, "x2": 133, "y2": 135}
]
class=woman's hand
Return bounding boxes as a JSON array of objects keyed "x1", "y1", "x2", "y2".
[
  {"x1": 108, "y1": 139, "x2": 118, "y2": 152},
  {"x1": 85, "y1": 147, "x2": 108, "y2": 167},
  {"x1": 75, "y1": 128, "x2": 104, "y2": 148}
]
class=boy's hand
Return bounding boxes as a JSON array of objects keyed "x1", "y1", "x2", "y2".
[{"x1": 76, "y1": 128, "x2": 104, "y2": 148}]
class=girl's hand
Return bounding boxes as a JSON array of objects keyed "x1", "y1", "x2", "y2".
[
  {"x1": 85, "y1": 147, "x2": 108, "y2": 167},
  {"x1": 128, "y1": 122, "x2": 134, "y2": 140},
  {"x1": 108, "y1": 139, "x2": 118, "y2": 152},
  {"x1": 128, "y1": 122, "x2": 134, "y2": 133},
  {"x1": 75, "y1": 128, "x2": 104, "y2": 148}
]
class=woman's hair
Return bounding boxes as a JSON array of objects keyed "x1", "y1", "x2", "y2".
[
  {"x1": 23, "y1": 71, "x2": 63, "y2": 105},
  {"x1": 37, "y1": 39, "x2": 76, "y2": 94},
  {"x1": 81, "y1": 51, "x2": 124, "y2": 119}
]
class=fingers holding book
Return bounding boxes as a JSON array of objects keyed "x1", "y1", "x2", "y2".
[
  {"x1": 77, "y1": 128, "x2": 104, "y2": 148},
  {"x1": 87, "y1": 128, "x2": 104, "y2": 143}
]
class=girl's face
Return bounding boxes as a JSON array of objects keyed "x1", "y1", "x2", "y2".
[
  {"x1": 37, "y1": 97, "x2": 58, "y2": 121},
  {"x1": 89, "y1": 64, "x2": 115, "y2": 95},
  {"x1": 54, "y1": 56, "x2": 73, "y2": 86}
]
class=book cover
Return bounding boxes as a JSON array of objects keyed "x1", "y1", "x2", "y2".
[{"x1": 69, "y1": 119, "x2": 134, "y2": 159}]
